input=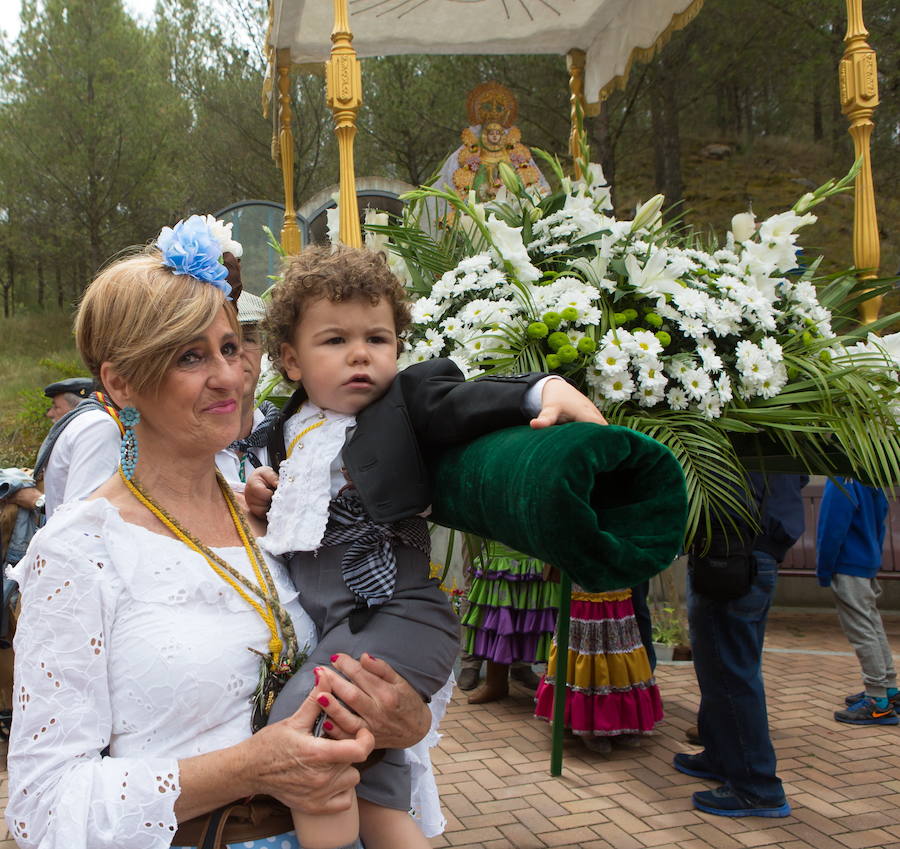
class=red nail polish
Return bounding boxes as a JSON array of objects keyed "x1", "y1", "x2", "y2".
[
  {"x1": 367, "y1": 654, "x2": 378, "y2": 662},
  {"x1": 330, "y1": 654, "x2": 340, "y2": 663},
  {"x1": 313, "y1": 667, "x2": 320, "y2": 686},
  {"x1": 323, "y1": 721, "x2": 334, "y2": 731},
  {"x1": 317, "y1": 695, "x2": 330, "y2": 707}
]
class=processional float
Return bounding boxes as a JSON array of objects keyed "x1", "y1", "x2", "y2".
[{"x1": 263, "y1": 0, "x2": 885, "y2": 777}]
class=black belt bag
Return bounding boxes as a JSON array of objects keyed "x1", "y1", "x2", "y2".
[{"x1": 689, "y1": 550, "x2": 757, "y2": 601}]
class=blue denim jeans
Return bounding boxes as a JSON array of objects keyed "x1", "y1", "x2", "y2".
[{"x1": 687, "y1": 550, "x2": 786, "y2": 805}]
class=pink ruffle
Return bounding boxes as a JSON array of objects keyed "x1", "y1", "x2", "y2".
[{"x1": 533, "y1": 677, "x2": 663, "y2": 735}]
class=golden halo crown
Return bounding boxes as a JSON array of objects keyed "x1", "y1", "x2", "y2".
[{"x1": 466, "y1": 81, "x2": 518, "y2": 128}]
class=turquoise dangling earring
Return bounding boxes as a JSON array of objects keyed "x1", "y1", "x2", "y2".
[{"x1": 119, "y1": 406, "x2": 141, "y2": 480}]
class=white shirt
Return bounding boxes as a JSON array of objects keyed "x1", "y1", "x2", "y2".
[
  {"x1": 215, "y1": 407, "x2": 271, "y2": 485},
  {"x1": 43, "y1": 409, "x2": 120, "y2": 517},
  {"x1": 5, "y1": 498, "x2": 319, "y2": 849}
]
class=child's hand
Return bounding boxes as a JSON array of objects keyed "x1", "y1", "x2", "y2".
[
  {"x1": 245, "y1": 465, "x2": 279, "y2": 519},
  {"x1": 530, "y1": 378, "x2": 607, "y2": 428}
]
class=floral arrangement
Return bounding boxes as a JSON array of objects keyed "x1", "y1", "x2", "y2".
[
  {"x1": 367, "y1": 136, "x2": 900, "y2": 541},
  {"x1": 157, "y1": 214, "x2": 243, "y2": 296}
]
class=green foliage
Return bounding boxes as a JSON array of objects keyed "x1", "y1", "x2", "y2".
[{"x1": 651, "y1": 604, "x2": 689, "y2": 647}]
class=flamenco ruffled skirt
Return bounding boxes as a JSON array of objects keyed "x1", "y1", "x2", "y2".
[
  {"x1": 534, "y1": 589, "x2": 663, "y2": 737},
  {"x1": 462, "y1": 545, "x2": 559, "y2": 665}
]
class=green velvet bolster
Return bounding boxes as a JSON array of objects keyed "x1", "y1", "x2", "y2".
[{"x1": 429, "y1": 422, "x2": 688, "y2": 593}]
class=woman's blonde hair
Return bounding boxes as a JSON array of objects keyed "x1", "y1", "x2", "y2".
[{"x1": 75, "y1": 249, "x2": 238, "y2": 396}]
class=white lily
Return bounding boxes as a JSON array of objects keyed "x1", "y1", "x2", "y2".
[
  {"x1": 485, "y1": 214, "x2": 541, "y2": 283},
  {"x1": 730, "y1": 212, "x2": 756, "y2": 242},
  {"x1": 630, "y1": 194, "x2": 664, "y2": 232}
]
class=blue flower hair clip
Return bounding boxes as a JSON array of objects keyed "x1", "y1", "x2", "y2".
[{"x1": 156, "y1": 214, "x2": 243, "y2": 298}]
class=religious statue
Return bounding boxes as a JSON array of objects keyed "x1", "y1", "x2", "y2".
[{"x1": 437, "y1": 81, "x2": 550, "y2": 205}]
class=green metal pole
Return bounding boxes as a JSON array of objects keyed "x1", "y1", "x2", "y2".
[{"x1": 550, "y1": 572, "x2": 571, "y2": 776}]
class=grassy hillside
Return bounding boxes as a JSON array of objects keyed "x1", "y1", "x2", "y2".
[{"x1": 0, "y1": 311, "x2": 85, "y2": 467}]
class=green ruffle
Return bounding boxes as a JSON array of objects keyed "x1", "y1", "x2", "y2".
[{"x1": 463, "y1": 575, "x2": 560, "y2": 614}]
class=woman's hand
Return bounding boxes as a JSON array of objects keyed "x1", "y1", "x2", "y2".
[
  {"x1": 530, "y1": 378, "x2": 607, "y2": 428},
  {"x1": 240, "y1": 684, "x2": 374, "y2": 815},
  {"x1": 314, "y1": 653, "x2": 431, "y2": 750},
  {"x1": 176, "y1": 682, "x2": 373, "y2": 821},
  {"x1": 244, "y1": 466, "x2": 279, "y2": 519}
]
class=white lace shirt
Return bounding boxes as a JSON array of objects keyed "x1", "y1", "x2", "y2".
[{"x1": 5, "y1": 498, "x2": 318, "y2": 849}]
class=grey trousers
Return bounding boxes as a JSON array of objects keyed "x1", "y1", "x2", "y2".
[
  {"x1": 831, "y1": 573, "x2": 897, "y2": 698},
  {"x1": 269, "y1": 542, "x2": 460, "y2": 810}
]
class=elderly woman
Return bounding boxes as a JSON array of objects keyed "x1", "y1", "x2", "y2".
[{"x1": 5, "y1": 218, "x2": 432, "y2": 849}]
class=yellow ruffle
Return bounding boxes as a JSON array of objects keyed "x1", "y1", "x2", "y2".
[{"x1": 546, "y1": 642, "x2": 653, "y2": 692}]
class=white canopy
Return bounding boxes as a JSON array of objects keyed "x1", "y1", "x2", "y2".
[{"x1": 269, "y1": 0, "x2": 703, "y2": 104}]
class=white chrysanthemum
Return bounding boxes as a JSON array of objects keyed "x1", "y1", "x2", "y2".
[
  {"x1": 760, "y1": 337, "x2": 784, "y2": 362},
  {"x1": 626, "y1": 329, "x2": 664, "y2": 359},
  {"x1": 440, "y1": 315, "x2": 469, "y2": 342},
  {"x1": 410, "y1": 297, "x2": 444, "y2": 325},
  {"x1": 699, "y1": 392, "x2": 723, "y2": 420},
  {"x1": 448, "y1": 352, "x2": 474, "y2": 379},
  {"x1": 697, "y1": 339, "x2": 724, "y2": 372},
  {"x1": 666, "y1": 386, "x2": 690, "y2": 410},
  {"x1": 666, "y1": 353, "x2": 696, "y2": 378},
  {"x1": 676, "y1": 315, "x2": 709, "y2": 340},
  {"x1": 706, "y1": 300, "x2": 742, "y2": 337},
  {"x1": 596, "y1": 344, "x2": 630, "y2": 374},
  {"x1": 422, "y1": 328, "x2": 446, "y2": 357},
  {"x1": 681, "y1": 367, "x2": 713, "y2": 401},
  {"x1": 598, "y1": 370, "x2": 636, "y2": 402},
  {"x1": 715, "y1": 373, "x2": 734, "y2": 403},
  {"x1": 635, "y1": 382, "x2": 666, "y2": 408},
  {"x1": 409, "y1": 341, "x2": 437, "y2": 363},
  {"x1": 600, "y1": 328, "x2": 632, "y2": 350},
  {"x1": 754, "y1": 362, "x2": 789, "y2": 399},
  {"x1": 672, "y1": 287, "x2": 711, "y2": 318},
  {"x1": 459, "y1": 298, "x2": 501, "y2": 326},
  {"x1": 637, "y1": 359, "x2": 668, "y2": 391}
]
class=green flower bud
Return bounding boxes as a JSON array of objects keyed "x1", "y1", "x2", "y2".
[
  {"x1": 613, "y1": 312, "x2": 627, "y2": 325},
  {"x1": 576, "y1": 337, "x2": 597, "y2": 355},
  {"x1": 632, "y1": 326, "x2": 646, "y2": 335},
  {"x1": 546, "y1": 353, "x2": 561, "y2": 369},
  {"x1": 557, "y1": 344, "x2": 578, "y2": 363},
  {"x1": 645, "y1": 312, "x2": 663, "y2": 328},
  {"x1": 819, "y1": 349, "x2": 832, "y2": 364},
  {"x1": 623, "y1": 308, "x2": 639, "y2": 321},
  {"x1": 802, "y1": 331, "x2": 813, "y2": 346},
  {"x1": 527, "y1": 321, "x2": 549, "y2": 339},
  {"x1": 542, "y1": 311, "x2": 562, "y2": 330},
  {"x1": 529, "y1": 205, "x2": 543, "y2": 222},
  {"x1": 655, "y1": 331, "x2": 671, "y2": 348},
  {"x1": 547, "y1": 331, "x2": 569, "y2": 352},
  {"x1": 560, "y1": 307, "x2": 579, "y2": 322}
]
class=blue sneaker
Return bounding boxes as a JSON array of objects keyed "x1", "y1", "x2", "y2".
[
  {"x1": 845, "y1": 690, "x2": 900, "y2": 709},
  {"x1": 673, "y1": 752, "x2": 722, "y2": 781},
  {"x1": 835, "y1": 696, "x2": 900, "y2": 726},
  {"x1": 693, "y1": 785, "x2": 791, "y2": 818}
]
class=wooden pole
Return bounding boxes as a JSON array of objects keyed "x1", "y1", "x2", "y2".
[
  {"x1": 840, "y1": 0, "x2": 881, "y2": 323},
  {"x1": 567, "y1": 49, "x2": 586, "y2": 180},
  {"x1": 326, "y1": 0, "x2": 363, "y2": 248},
  {"x1": 276, "y1": 48, "x2": 302, "y2": 255}
]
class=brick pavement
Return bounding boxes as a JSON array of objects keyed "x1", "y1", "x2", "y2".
[{"x1": 1, "y1": 609, "x2": 898, "y2": 849}]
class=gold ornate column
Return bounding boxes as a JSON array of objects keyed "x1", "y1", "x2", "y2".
[
  {"x1": 326, "y1": 0, "x2": 363, "y2": 248},
  {"x1": 567, "y1": 49, "x2": 586, "y2": 180},
  {"x1": 840, "y1": 0, "x2": 880, "y2": 323},
  {"x1": 276, "y1": 48, "x2": 302, "y2": 255}
]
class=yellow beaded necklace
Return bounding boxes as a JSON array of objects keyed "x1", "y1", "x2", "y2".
[{"x1": 118, "y1": 466, "x2": 302, "y2": 730}]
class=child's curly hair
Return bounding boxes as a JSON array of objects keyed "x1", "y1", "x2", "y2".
[{"x1": 265, "y1": 245, "x2": 412, "y2": 381}]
